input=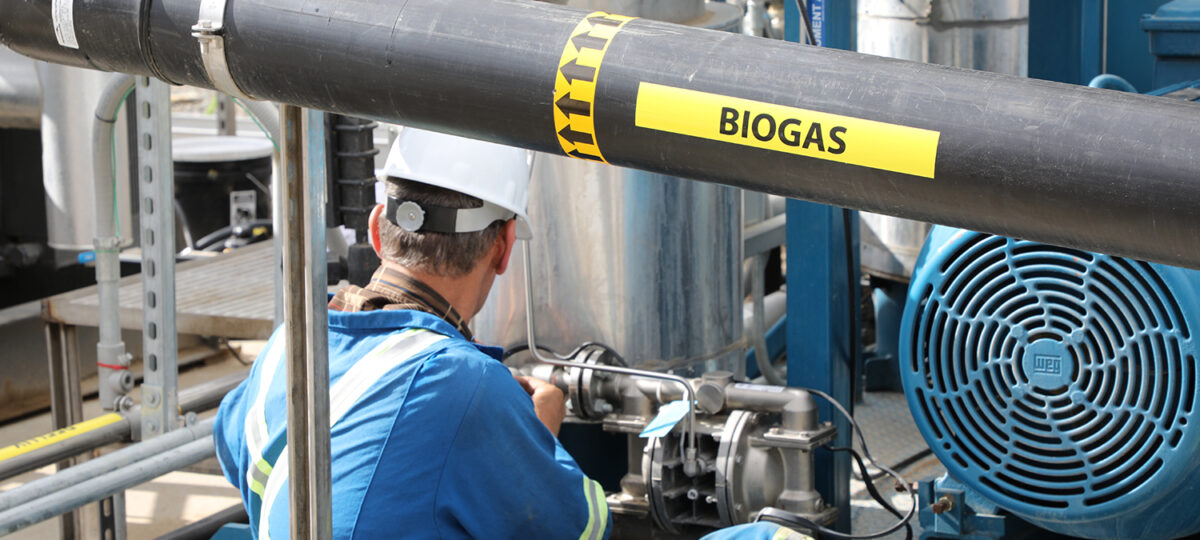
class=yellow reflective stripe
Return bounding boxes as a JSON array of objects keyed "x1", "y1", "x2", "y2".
[
  {"x1": 0, "y1": 413, "x2": 124, "y2": 462},
  {"x1": 255, "y1": 458, "x2": 273, "y2": 476},
  {"x1": 771, "y1": 526, "x2": 814, "y2": 540},
  {"x1": 578, "y1": 477, "x2": 607, "y2": 540},
  {"x1": 579, "y1": 476, "x2": 597, "y2": 540},
  {"x1": 249, "y1": 478, "x2": 266, "y2": 497}
]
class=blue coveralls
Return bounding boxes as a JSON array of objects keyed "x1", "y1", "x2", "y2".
[{"x1": 214, "y1": 309, "x2": 611, "y2": 539}]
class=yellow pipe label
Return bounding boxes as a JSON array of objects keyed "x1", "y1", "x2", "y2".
[
  {"x1": 553, "y1": 11, "x2": 636, "y2": 163},
  {"x1": 0, "y1": 412, "x2": 124, "y2": 463},
  {"x1": 634, "y1": 82, "x2": 941, "y2": 179}
]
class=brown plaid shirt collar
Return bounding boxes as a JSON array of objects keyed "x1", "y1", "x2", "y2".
[{"x1": 328, "y1": 265, "x2": 473, "y2": 341}]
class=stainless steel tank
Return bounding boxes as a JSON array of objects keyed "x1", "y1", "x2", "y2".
[
  {"x1": 857, "y1": 0, "x2": 1028, "y2": 280},
  {"x1": 474, "y1": 0, "x2": 744, "y2": 373},
  {"x1": 38, "y1": 64, "x2": 134, "y2": 251},
  {"x1": 0, "y1": 45, "x2": 40, "y2": 129}
]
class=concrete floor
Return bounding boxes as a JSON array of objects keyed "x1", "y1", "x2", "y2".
[{"x1": 849, "y1": 390, "x2": 945, "y2": 540}]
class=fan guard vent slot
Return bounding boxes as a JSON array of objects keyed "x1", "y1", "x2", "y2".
[{"x1": 907, "y1": 235, "x2": 1196, "y2": 511}]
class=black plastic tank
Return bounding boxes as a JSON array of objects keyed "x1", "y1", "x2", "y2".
[{"x1": 172, "y1": 136, "x2": 273, "y2": 242}]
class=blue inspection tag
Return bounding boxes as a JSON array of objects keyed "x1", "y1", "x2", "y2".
[{"x1": 639, "y1": 400, "x2": 691, "y2": 438}]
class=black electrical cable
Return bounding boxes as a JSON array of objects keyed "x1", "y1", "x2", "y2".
[
  {"x1": 829, "y1": 446, "x2": 914, "y2": 540},
  {"x1": 193, "y1": 219, "x2": 273, "y2": 251},
  {"x1": 501, "y1": 343, "x2": 560, "y2": 360},
  {"x1": 220, "y1": 337, "x2": 252, "y2": 367},
  {"x1": 794, "y1": 0, "x2": 818, "y2": 45},
  {"x1": 565, "y1": 341, "x2": 630, "y2": 367},
  {"x1": 796, "y1": 387, "x2": 917, "y2": 539},
  {"x1": 503, "y1": 341, "x2": 629, "y2": 368},
  {"x1": 854, "y1": 448, "x2": 934, "y2": 482}
]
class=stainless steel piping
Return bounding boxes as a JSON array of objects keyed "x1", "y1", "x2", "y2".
[
  {"x1": 0, "y1": 370, "x2": 247, "y2": 480},
  {"x1": 0, "y1": 419, "x2": 214, "y2": 513},
  {"x1": 521, "y1": 242, "x2": 702, "y2": 476},
  {"x1": 749, "y1": 255, "x2": 784, "y2": 385},
  {"x1": 0, "y1": 437, "x2": 214, "y2": 536}
]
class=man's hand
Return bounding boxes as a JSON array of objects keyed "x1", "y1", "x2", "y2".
[{"x1": 515, "y1": 376, "x2": 566, "y2": 437}]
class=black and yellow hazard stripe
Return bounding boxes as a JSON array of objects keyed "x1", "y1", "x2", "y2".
[
  {"x1": 552, "y1": 11, "x2": 635, "y2": 163},
  {"x1": 0, "y1": 413, "x2": 124, "y2": 462}
]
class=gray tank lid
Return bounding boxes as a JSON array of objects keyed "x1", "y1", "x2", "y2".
[{"x1": 173, "y1": 136, "x2": 274, "y2": 163}]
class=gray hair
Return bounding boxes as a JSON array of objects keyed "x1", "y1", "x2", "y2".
[{"x1": 377, "y1": 177, "x2": 503, "y2": 277}]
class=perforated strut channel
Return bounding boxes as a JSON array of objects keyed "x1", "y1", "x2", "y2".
[{"x1": 904, "y1": 232, "x2": 1199, "y2": 522}]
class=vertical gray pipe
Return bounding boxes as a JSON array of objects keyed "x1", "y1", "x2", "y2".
[
  {"x1": 93, "y1": 74, "x2": 136, "y2": 411},
  {"x1": 777, "y1": 393, "x2": 821, "y2": 514},
  {"x1": 280, "y1": 105, "x2": 332, "y2": 540},
  {"x1": 302, "y1": 109, "x2": 332, "y2": 540}
]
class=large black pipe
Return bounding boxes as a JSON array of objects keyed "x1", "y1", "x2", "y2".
[{"x1": 2, "y1": 0, "x2": 1199, "y2": 267}]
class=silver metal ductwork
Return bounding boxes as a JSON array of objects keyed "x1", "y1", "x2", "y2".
[
  {"x1": 0, "y1": 45, "x2": 41, "y2": 129},
  {"x1": 474, "y1": 0, "x2": 744, "y2": 373},
  {"x1": 857, "y1": 0, "x2": 1028, "y2": 280}
]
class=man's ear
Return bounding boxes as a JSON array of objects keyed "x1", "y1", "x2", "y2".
[
  {"x1": 368, "y1": 204, "x2": 385, "y2": 257},
  {"x1": 494, "y1": 219, "x2": 518, "y2": 275}
]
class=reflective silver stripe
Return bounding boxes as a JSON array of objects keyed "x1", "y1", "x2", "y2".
[
  {"x1": 579, "y1": 477, "x2": 608, "y2": 540},
  {"x1": 256, "y1": 329, "x2": 449, "y2": 539},
  {"x1": 243, "y1": 330, "x2": 286, "y2": 504},
  {"x1": 328, "y1": 329, "x2": 446, "y2": 424},
  {"x1": 258, "y1": 454, "x2": 288, "y2": 540},
  {"x1": 589, "y1": 479, "x2": 608, "y2": 540},
  {"x1": 246, "y1": 330, "x2": 286, "y2": 455}
]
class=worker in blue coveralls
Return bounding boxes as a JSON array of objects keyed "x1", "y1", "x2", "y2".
[{"x1": 214, "y1": 127, "x2": 612, "y2": 539}]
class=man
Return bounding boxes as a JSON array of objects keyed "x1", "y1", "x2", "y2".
[{"x1": 214, "y1": 128, "x2": 611, "y2": 539}]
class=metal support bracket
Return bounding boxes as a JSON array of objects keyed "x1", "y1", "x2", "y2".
[
  {"x1": 756, "y1": 422, "x2": 837, "y2": 451},
  {"x1": 192, "y1": 0, "x2": 254, "y2": 101},
  {"x1": 136, "y1": 76, "x2": 179, "y2": 441}
]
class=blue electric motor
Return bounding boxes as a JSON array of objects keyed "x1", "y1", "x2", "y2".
[{"x1": 901, "y1": 226, "x2": 1200, "y2": 539}]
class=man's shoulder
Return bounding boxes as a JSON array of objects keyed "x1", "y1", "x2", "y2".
[{"x1": 410, "y1": 334, "x2": 510, "y2": 383}]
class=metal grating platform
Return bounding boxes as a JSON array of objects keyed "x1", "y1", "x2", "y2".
[
  {"x1": 851, "y1": 390, "x2": 944, "y2": 539},
  {"x1": 42, "y1": 243, "x2": 276, "y2": 339}
]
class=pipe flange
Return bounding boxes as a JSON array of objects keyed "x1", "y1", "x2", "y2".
[
  {"x1": 568, "y1": 345, "x2": 616, "y2": 421},
  {"x1": 192, "y1": 0, "x2": 255, "y2": 101}
]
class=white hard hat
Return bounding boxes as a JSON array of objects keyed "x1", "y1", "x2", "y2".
[{"x1": 382, "y1": 127, "x2": 532, "y2": 239}]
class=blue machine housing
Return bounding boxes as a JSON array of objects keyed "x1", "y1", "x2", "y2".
[
  {"x1": 901, "y1": 226, "x2": 1200, "y2": 540},
  {"x1": 1142, "y1": 0, "x2": 1200, "y2": 88}
]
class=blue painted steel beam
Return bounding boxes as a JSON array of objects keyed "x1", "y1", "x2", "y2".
[
  {"x1": 1080, "y1": 0, "x2": 1106, "y2": 83},
  {"x1": 783, "y1": 1, "x2": 857, "y2": 532}
]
